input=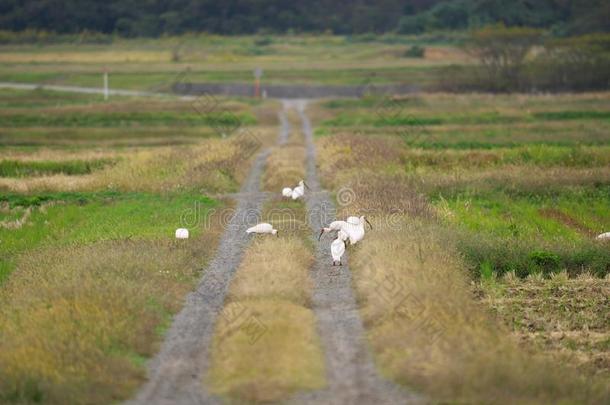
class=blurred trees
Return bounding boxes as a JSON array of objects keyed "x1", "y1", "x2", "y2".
[
  {"x1": 466, "y1": 25, "x2": 543, "y2": 91},
  {"x1": 0, "y1": 0, "x2": 608, "y2": 37},
  {"x1": 449, "y1": 26, "x2": 610, "y2": 92},
  {"x1": 536, "y1": 34, "x2": 610, "y2": 90}
]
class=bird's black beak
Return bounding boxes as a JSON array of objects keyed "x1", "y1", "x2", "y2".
[
  {"x1": 304, "y1": 181, "x2": 311, "y2": 190},
  {"x1": 365, "y1": 218, "x2": 373, "y2": 230},
  {"x1": 318, "y1": 229, "x2": 324, "y2": 241}
]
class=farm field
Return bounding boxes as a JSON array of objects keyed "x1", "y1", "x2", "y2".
[
  {"x1": 0, "y1": 87, "x2": 279, "y2": 403},
  {"x1": 0, "y1": 35, "x2": 468, "y2": 91},
  {"x1": 312, "y1": 91, "x2": 610, "y2": 402},
  {"x1": 0, "y1": 35, "x2": 609, "y2": 405}
]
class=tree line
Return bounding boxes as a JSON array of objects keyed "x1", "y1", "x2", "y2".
[
  {"x1": 0, "y1": 0, "x2": 608, "y2": 37},
  {"x1": 442, "y1": 25, "x2": 610, "y2": 92}
]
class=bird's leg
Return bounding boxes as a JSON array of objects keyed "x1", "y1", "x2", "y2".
[{"x1": 339, "y1": 261, "x2": 342, "y2": 266}]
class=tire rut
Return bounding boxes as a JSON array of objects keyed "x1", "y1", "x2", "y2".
[
  {"x1": 286, "y1": 100, "x2": 423, "y2": 405},
  {"x1": 128, "y1": 109, "x2": 290, "y2": 404}
]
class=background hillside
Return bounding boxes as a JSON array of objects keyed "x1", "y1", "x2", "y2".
[{"x1": 1, "y1": 0, "x2": 608, "y2": 36}]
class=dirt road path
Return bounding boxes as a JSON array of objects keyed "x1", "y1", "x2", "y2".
[
  {"x1": 129, "y1": 120, "x2": 286, "y2": 404},
  {"x1": 130, "y1": 101, "x2": 418, "y2": 404},
  {"x1": 287, "y1": 100, "x2": 422, "y2": 404}
]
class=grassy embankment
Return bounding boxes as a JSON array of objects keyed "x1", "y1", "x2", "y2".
[{"x1": 312, "y1": 92, "x2": 610, "y2": 403}]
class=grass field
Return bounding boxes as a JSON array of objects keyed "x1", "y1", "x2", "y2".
[
  {"x1": 0, "y1": 87, "x2": 273, "y2": 403},
  {"x1": 312, "y1": 91, "x2": 610, "y2": 403},
  {"x1": 1, "y1": 36, "x2": 609, "y2": 404},
  {"x1": 0, "y1": 35, "x2": 470, "y2": 93}
]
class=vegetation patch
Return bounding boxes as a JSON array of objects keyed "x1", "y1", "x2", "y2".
[
  {"x1": 313, "y1": 94, "x2": 610, "y2": 403},
  {"x1": 0, "y1": 158, "x2": 115, "y2": 177},
  {"x1": 480, "y1": 272, "x2": 610, "y2": 379},
  {"x1": 208, "y1": 129, "x2": 324, "y2": 402},
  {"x1": 0, "y1": 192, "x2": 218, "y2": 282},
  {"x1": 350, "y1": 218, "x2": 609, "y2": 403},
  {"x1": 0, "y1": 111, "x2": 256, "y2": 128},
  {"x1": 0, "y1": 220, "x2": 223, "y2": 404}
]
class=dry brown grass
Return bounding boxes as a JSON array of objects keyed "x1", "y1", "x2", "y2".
[
  {"x1": 0, "y1": 223, "x2": 222, "y2": 404},
  {"x1": 316, "y1": 133, "x2": 403, "y2": 189},
  {"x1": 262, "y1": 144, "x2": 306, "y2": 192},
  {"x1": 208, "y1": 299, "x2": 325, "y2": 403},
  {"x1": 415, "y1": 165, "x2": 610, "y2": 196},
  {"x1": 208, "y1": 130, "x2": 325, "y2": 402},
  {"x1": 262, "y1": 117, "x2": 307, "y2": 192},
  {"x1": 401, "y1": 146, "x2": 610, "y2": 170},
  {"x1": 207, "y1": 235, "x2": 324, "y2": 403},
  {"x1": 0, "y1": 133, "x2": 262, "y2": 194},
  {"x1": 315, "y1": 128, "x2": 610, "y2": 403},
  {"x1": 0, "y1": 50, "x2": 171, "y2": 64},
  {"x1": 0, "y1": 148, "x2": 122, "y2": 162},
  {"x1": 227, "y1": 236, "x2": 313, "y2": 307},
  {"x1": 351, "y1": 217, "x2": 610, "y2": 404}
]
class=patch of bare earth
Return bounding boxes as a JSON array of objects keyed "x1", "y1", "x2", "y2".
[{"x1": 481, "y1": 274, "x2": 610, "y2": 379}]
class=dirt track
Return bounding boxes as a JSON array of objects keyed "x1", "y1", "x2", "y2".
[
  {"x1": 129, "y1": 101, "x2": 421, "y2": 404},
  {"x1": 128, "y1": 151, "x2": 271, "y2": 405},
  {"x1": 286, "y1": 100, "x2": 421, "y2": 404}
]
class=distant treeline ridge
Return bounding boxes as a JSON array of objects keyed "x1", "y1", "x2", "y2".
[{"x1": 0, "y1": 0, "x2": 608, "y2": 37}]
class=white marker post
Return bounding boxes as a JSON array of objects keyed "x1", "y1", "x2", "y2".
[{"x1": 103, "y1": 68, "x2": 109, "y2": 101}]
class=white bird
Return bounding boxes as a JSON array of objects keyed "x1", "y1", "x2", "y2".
[
  {"x1": 342, "y1": 216, "x2": 373, "y2": 245},
  {"x1": 175, "y1": 228, "x2": 189, "y2": 239},
  {"x1": 281, "y1": 180, "x2": 310, "y2": 200},
  {"x1": 337, "y1": 229, "x2": 349, "y2": 241},
  {"x1": 597, "y1": 232, "x2": 610, "y2": 240},
  {"x1": 331, "y1": 236, "x2": 346, "y2": 266},
  {"x1": 318, "y1": 220, "x2": 350, "y2": 241},
  {"x1": 246, "y1": 223, "x2": 279, "y2": 237},
  {"x1": 318, "y1": 217, "x2": 372, "y2": 245},
  {"x1": 346, "y1": 216, "x2": 360, "y2": 225}
]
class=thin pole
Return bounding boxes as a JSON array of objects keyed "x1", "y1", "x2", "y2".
[{"x1": 103, "y1": 71, "x2": 109, "y2": 101}]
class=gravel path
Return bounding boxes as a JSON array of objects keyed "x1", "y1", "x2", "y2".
[
  {"x1": 128, "y1": 130, "x2": 281, "y2": 404},
  {"x1": 129, "y1": 101, "x2": 419, "y2": 404},
  {"x1": 286, "y1": 100, "x2": 422, "y2": 405}
]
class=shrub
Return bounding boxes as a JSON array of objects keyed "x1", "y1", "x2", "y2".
[
  {"x1": 529, "y1": 250, "x2": 561, "y2": 273},
  {"x1": 456, "y1": 230, "x2": 610, "y2": 278},
  {"x1": 253, "y1": 36, "x2": 273, "y2": 46},
  {"x1": 533, "y1": 33, "x2": 610, "y2": 91},
  {"x1": 403, "y1": 45, "x2": 425, "y2": 58},
  {"x1": 466, "y1": 24, "x2": 544, "y2": 91}
]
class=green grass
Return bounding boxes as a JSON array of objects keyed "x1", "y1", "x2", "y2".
[
  {"x1": 0, "y1": 192, "x2": 218, "y2": 282},
  {"x1": 403, "y1": 146, "x2": 610, "y2": 169},
  {"x1": 0, "y1": 65, "x2": 446, "y2": 90},
  {"x1": 322, "y1": 110, "x2": 610, "y2": 128},
  {"x1": 0, "y1": 111, "x2": 256, "y2": 127},
  {"x1": 0, "y1": 89, "x2": 105, "y2": 108},
  {"x1": 0, "y1": 158, "x2": 115, "y2": 177},
  {"x1": 439, "y1": 189, "x2": 610, "y2": 277},
  {"x1": 0, "y1": 127, "x2": 217, "y2": 148},
  {"x1": 533, "y1": 110, "x2": 610, "y2": 120}
]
